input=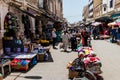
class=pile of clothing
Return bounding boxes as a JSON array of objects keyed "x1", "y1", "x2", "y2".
[{"x1": 67, "y1": 47, "x2": 102, "y2": 79}]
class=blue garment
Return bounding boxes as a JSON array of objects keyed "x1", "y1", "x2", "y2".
[
  {"x1": 117, "y1": 33, "x2": 120, "y2": 40},
  {"x1": 111, "y1": 29, "x2": 117, "y2": 36}
]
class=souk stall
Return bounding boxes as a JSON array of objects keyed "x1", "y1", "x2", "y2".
[
  {"x1": 67, "y1": 47, "x2": 102, "y2": 79},
  {"x1": 114, "y1": 19, "x2": 120, "y2": 44},
  {"x1": 108, "y1": 21, "x2": 119, "y2": 43}
]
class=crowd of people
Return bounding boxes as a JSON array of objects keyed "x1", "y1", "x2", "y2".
[{"x1": 51, "y1": 27, "x2": 92, "y2": 52}]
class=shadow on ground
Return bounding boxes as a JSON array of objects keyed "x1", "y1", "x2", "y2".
[{"x1": 24, "y1": 76, "x2": 42, "y2": 79}]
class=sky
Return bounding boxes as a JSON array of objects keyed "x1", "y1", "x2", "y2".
[{"x1": 63, "y1": 0, "x2": 89, "y2": 23}]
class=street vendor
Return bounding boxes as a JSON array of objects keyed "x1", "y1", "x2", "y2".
[{"x1": 71, "y1": 53, "x2": 86, "y2": 72}]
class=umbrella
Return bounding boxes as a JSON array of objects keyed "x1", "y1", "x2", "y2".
[
  {"x1": 91, "y1": 22, "x2": 101, "y2": 26},
  {"x1": 108, "y1": 22, "x2": 117, "y2": 26},
  {"x1": 117, "y1": 22, "x2": 120, "y2": 26},
  {"x1": 114, "y1": 18, "x2": 120, "y2": 26}
]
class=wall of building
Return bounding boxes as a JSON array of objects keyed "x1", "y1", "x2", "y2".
[
  {"x1": 0, "y1": 1, "x2": 9, "y2": 54},
  {"x1": 93, "y1": 0, "x2": 102, "y2": 18},
  {"x1": 94, "y1": 4, "x2": 102, "y2": 18},
  {"x1": 115, "y1": 0, "x2": 120, "y2": 11},
  {"x1": 102, "y1": 0, "x2": 115, "y2": 14},
  {"x1": 102, "y1": 0, "x2": 108, "y2": 14},
  {"x1": 107, "y1": 0, "x2": 115, "y2": 12},
  {"x1": 89, "y1": 0, "x2": 94, "y2": 18},
  {"x1": 26, "y1": 0, "x2": 38, "y2": 7},
  {"x1": 55, "y1": 0, "x2": 63, "y2": 19},
  {"x1": 94, "y1": 0, "x2": 102, "y2": 8},
  {"x1": 82, "y1": 5, "x2": 89, "y2": 20}
]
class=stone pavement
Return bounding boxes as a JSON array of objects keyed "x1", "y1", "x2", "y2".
[
  {"x1": 91, "y1": 40, "x2": 120, "y2": 80},
  {"x1": 4, "y1": 45, "x2": 78, "y2": 80}
]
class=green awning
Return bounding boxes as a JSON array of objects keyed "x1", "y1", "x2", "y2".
[
  {"x1": 95, "y1": 16, "x2": 113, "y2": 23},
  {"x1": 110, "y1": 13, "x2": 120, "y2": 19}
]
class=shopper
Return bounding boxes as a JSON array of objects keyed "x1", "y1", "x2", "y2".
[
  {"x1": 92, "y1": 27, "x2": 97, "y2": 40},
  {"x1": 61, "y1": 31, "x2": 69, "y2": 52},
  {"x1": 81, "y1": 28, "x2": 90, "y2": 46},
  {"x1": 70, "y1": 34, "x2": 77, "y2": 51},
  {"x1": 52, "y1": 28, "x2": 57, "y2": 49}
]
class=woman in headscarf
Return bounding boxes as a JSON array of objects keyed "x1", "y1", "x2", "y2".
[{"x1": 81, "y1": 28, "x2": 90, "y2": 46}]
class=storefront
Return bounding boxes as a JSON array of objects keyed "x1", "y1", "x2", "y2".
[
  {"x1": 111, "y1": 12, "x2": 120, "y2": 42},
  {"x1": 3, "y1": 12, "x2": 24, "y2": 53},
  {"x1": 1, "y1": 2, "x2": 38, "y2": 53}
]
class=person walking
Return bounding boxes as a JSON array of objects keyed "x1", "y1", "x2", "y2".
[
  {"x1": 52, "y1": 28, "x2": 57, "y2": 49},
  {"x1": 61, "y1": 31, "x2": 69, "y2": 52},
  {"x1": 92, "y1": 27, "x2": 97, "y2": 40},
  {"x1": 81, "y1": 28, "x2": 90, "y2": 46},
  {"x1": 70, "y1": 34, "x2": 77, "y2": 51}
]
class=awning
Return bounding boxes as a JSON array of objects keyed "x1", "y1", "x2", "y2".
[
  {"x1": 108, "y1": 22, "x2": 117, "y2": 26},
  {"x1": 115, "y1": 18, "x2": 120, "y2": 22},
  {"x1": 95, "y1": 16, "x2": 113, "y2": 23},
  {"x1": 110, "y1": 12, "x2": 120, "y2": 19},
  {"x1": 91, "y1": 22, "x2": 102, "y2": 26}
]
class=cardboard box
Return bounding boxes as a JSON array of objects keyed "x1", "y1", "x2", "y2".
[{"x1": 37, "y1": 54, "x2": 45, "y2": 62}]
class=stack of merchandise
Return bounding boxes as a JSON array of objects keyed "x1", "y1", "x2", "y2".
[
  {"x1": 11, "y1": 59, "x2": 30, "y2": 71},
  {"x1": 67, "y1": 47, "x2": 102, "y2": 79},
  {"x1": 33, "y1": 44, "x2": 49, "y2": 62},
  {"x1": 38, "y1": 39, "x2": 50, "y2": 46},
  {"x1": 77, "y1": 47, "x2": 102, "y2": 74}
]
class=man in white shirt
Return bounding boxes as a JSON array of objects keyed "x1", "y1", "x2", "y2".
[{"x1": 61, "y1": 31, "x2": 69, "y2": 52}]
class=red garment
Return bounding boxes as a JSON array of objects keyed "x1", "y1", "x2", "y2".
[{"x1": 82, "y1": 38, "x2": 85, "y2": 46}]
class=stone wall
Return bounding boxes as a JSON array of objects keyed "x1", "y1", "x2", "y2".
[{"x1": 0, "y1": 1, "x2": 9, "y2": 53}]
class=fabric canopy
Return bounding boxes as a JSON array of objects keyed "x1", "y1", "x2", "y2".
[
  {"x1": 108, "y1": 22, "x2": 117, "y2": 26},
  {"x1": 91, "y1": 22, "x2": 101, "y2": 26}
]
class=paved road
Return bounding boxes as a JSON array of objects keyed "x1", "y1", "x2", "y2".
[
  {"x1": 91, "y1": 40, "x2": 120, "y2": 80},
  {"x1": 4, "y1": 40, "x2": 120, "y2": 80}
]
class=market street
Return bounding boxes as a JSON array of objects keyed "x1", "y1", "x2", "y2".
[{"x1": 3, "y1": 40, "x2": 120, "y2": 80}]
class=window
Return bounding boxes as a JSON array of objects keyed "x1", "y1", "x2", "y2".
[
  {"x1": 104, "y1": 7, "x2": 106, "y2": 11},
  {"x1": 110, "y1": 0, "x2": 113, "y2": 8},
  {"x1": 38, "y1": 0, "x2": 43, "y2": 8},
  {"x1": 57, "y1": 0, "x2": 61, "y2": 3}
]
